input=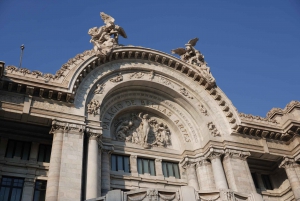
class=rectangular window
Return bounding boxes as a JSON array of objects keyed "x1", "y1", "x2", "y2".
[
  {"x1": 261, "y1": 174, "x2": 273, "y2": 190},
  {"x1": 5, "y1": 140, "x2": 31, "y2": 160},
  {"x1": 251, "y1": 173, "x2": 259, "y2": 189},
  {"x1": 37, "y1": 144, "x2": 52, "y2": 163},
  {"x1": 0, "y1": 176, "x2": 24, "y2": 201},
  {"x1": 137, "y1": 158, "x2": 155, "y2": 176},
  {"x1": 33, "y1": 180, "x2": 47, "y2": 201},
  {"x1": 162, "y1": 161, "x2": 180, "y2": 179},
  {"x1": 111, "y1": 154, "x2": 130, "y2": 173}
]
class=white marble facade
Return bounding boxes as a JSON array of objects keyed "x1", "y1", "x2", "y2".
[{"x1": 0, "y1": 12, "x2": 300, "y2": 201}]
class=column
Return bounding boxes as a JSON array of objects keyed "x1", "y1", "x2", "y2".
[
  {"x1": 46, "y1": 121, "x2": 64, "y2": 201},
  {"x1": 155, "y1": 158, "x2": 164, "y2": 178},
  {"x1": 279, "y1": 158, "x2": 300, "y2": 200},
  {"x1": 29, "y1": 142, "x2": 39, "y2": 162},
  {"x1": 222, "y1": 149, "x2": 256, "y2": 193},
  {"x1": 130, "y1": 155, "x2": 138, "y2": 176},
  {"x1": 185, "y1": 162, "x2": 200, "y2": 190},
  {"x1": 101, "y1": 144, "x2": 114, "y2": 195},
  {"x1": 86, "y1": 128, "x2": 102, "y2": 200},
  {"x1": 57, "y1": 122, "x2": 85, "y2": 201},
  {"x1": 196, "y1": 158, "x2": 215, "y2": 191},
  {"x1": 207, "y1": 149, "x2": 228, "y2": 190},
  {"x1": 21, "y1": 178, "x2": 35, "y2": 201},
  {"x1": 0, "y1": 137, "x2": 8, "y2": 160}
]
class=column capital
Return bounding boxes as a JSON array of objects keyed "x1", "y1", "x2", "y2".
[
  {"x1": 196, "y1": 158, "x2": 210, "y2": 168},
  {"x1": 279, "y1": 157, "x2": 297, "y2": 169},
  {"x1": 49, "y1": 119, "x2": 85, "y2": 134},
  {"x1": 180, "y1": 156, "x2": 198, "y2": 169},
  {"x1": 86, "y1": 127, "x2": 103, "y2": 145},
  {"x1": 224, "y1": 149, "x2": 250, "y2": 160},
  {"x1": 205, "y1": 148, "x2": 224, "y2": 160}
]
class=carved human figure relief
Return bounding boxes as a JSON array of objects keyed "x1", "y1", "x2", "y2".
[
  {"x1": 94, "y1": 83, "x2": 105, "y2": 94},
  {"x1": 180, "y1": 87, "x2": 193, "y2": 99},
  {"x1": 199, "y1": 104, "x2": 208, "y2": 116},
  {"x1": 113, "y1": 112, "x2": 172, "y2": 149},
  {"x1": 110, "y1": 73, "x2": 123, "y2": 83},
  {"x1": 207, "y1": 122, "x2": 221, "y2": 137},
  {"x1": 87, "y1": 99, "x2": 100, "y2": 115}
]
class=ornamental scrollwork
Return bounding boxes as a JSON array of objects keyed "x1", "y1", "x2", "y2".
[
  {"x1": 94, "y1": 83, "x2": 106, "y2": 94},
  {"x1": 199, "y1": 104, "x2": 208, "y2": 116},
  {"x1": 207, "y1": 122, "x2": 221, "y2": 137},
  {"x1": 179, "y1": 87, "x2": 193, "y2": 99},
  {"x1": 114, "y1": 112, "x2": 171, "y2": 149},
  {"x1": 110, "y1": 73, "x2": 123, "y2": 83}
]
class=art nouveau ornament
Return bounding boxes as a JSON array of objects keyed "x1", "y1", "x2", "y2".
[{"x1": 114, "y1": 112, "x2": 171, "y2": 149}]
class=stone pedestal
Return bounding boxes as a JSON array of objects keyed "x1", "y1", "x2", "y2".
[
  {"x1": 279, "y1": 158, "x2": 300, "y2": 200},
  {"x1": 207, "y1": 149, "x2": 228, "y2": 190},
  {"x1": 222, "y1": 149, "x2": 256, "y2": 193},
  {"x1": 86, "y1": 128, "x2": 102, "y2": 199},
  {"x1": 101, "y1": 144, "x2": 114, "y2": 195},
  {"x1": 196, "y1": 158, "x2": 215, "y2": 190}
]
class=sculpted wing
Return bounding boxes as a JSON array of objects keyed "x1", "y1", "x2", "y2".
[
  {"x1": 187, "y1": 38, "x2": 199, "y2": 47},
  {"x1": 115, "y1": 25, "x2": 127, "y2": 38},
  {"x1": 100, "y1": 12, "x2": 115, "y2": 24},
  {"x1": 171, "y1": 48, "x2": 186, "y2": 56}
]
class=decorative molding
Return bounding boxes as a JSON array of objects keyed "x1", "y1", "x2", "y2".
[
  {"x1": 207, "y1": 122, "x2": 221, "y2": 137},
  {"x1": 110, "y1": 73, "x2": 123, "y2": 83},
  {"x1": 239, "y1": 112, "x2": 278, "y2": 124},
  {"x1": 94, "y1": 83, "x2": 105, "y2": 94},
  {"x1": 199, "y1": 104, "x2": 208, "y2": 116},
  {"x1": 206, "y1": 148, "x2": 224, "y2": 160},
  {"x1": 267, "y1": 100, "x2": 300, "y2": 119},
  {"x1": 87, "y1": 99, "x2": 100, "y2": 115},
  {"x1": 129, "y1": 72, "x2": 144, "y2": 79},
  {"x1": 279, "y1": 157, "x2": 297, "y2": 169},
  {"x1": 179, "y1": 87, "x2": 193, "y2": 99},
  {"x1": 224, "y1": 149, "x2": 250, "y2": 160}
]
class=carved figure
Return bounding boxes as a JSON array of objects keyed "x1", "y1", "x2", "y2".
[
  {"x1": 94, "y1": 83, "x2": 105, "y2": 94},
  {"x1": 172, "y1": 38, "x2": 205, "y2": 66},
  {"x1": 110, "y1": 73, "x2": 123, "y2": 83},
  {"x1": 139, "y1": 113, "x2": 151, "y2": 147},
  {"x1": 88, "y1": 12, "x2": 127, "y2": 57},
  {"x1": 199, "y1": 104, "x2": 208, "y2": 116},
  {"x1": 87, "y1": 99, "x2": 100, "y2": 115},
  {"x1": 207, "y1": 122, "x2": 221, "y2": 137},
  {"x1": 180, "y1": 87, "x2": 193, "y2": 99}
]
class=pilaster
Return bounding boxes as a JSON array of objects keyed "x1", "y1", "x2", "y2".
[
  {"x1": 130, "y1": 155, "x2": 138, "y2": 176},
  {"x1": 101, "y1": 144, "x2": 114, "y2": 195},
  {"x1": 279, "y1": 157, "x2": 300, "y2": 200},
  {"x1": 21, "y1": 178, "x2": 35, "y2": 201},
  {"x1": 196, "y1": 157, "x2": 215, "y2": 191},
  {"x1": 86, "y1": 127, "x2": 102, "y2": 199},
  {"x1": 155, "y1": 158, "x2": 164, "y2": 178},
  {"x1": 181, "y1": 158, "x2": 199, "y2": 191},
  {"x1": 206, "y1": 148, "x2": 228, "y2": 190},
  {"x1": 222, "y1": 149, "x2": 256, "y2": 193}
]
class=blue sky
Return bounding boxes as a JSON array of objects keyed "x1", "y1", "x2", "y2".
[{"x1": 1, "y1": 1, "x2": 299, "y2": 117}]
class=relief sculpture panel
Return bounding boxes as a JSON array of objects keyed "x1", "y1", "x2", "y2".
[{"x1": 113, "y1": 112, "x2": 172, "y2": 149}]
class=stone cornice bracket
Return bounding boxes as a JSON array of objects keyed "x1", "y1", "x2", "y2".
[
  {"x1": 49, "y1": 119, "x2": 69, "y2": 134},
  {"x1": 279, "y1": 157, "x2": 297, "y2": 169},
  {"x1": 102, "y1": 143, "x2": 114, "y2": 154},
  {"x1": 205, "y1": 148, "x2": 224, "y2": 160},
  {"x1": 180, "y1": 156, "x2": 197, "y2": 169},
  {"x1": 224, "y1": 149, "x2": 250, "y2": 160}
]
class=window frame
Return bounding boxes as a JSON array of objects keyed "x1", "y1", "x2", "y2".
[
  {"x1": 0, "y1": 176, "x2": 24, "y2": 201},
  {"x1": 37, "y1": 144, "x2": 52, "y2": 163},
  {"x1": 33, "y1": 180, "x2": 47, "y2": 201},
  {"x1": 5, "y1": 140, "x2": 31, "y2": 160},
  {"x1": 162, "y1": 161, "x2": 180, "y2": 179},
  {"x1": 261, "y1": 174, "x2": 273, "y2": 190},
  {"x1": 137, "y1": 157, "x2": 156, "y2": 176},
  {"x1": 111, "y1": 154, "x2": 130, "y2": 173}
]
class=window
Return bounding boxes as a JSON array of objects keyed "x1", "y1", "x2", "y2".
[
  {"x1": 261, "y1": 174, "x2": 273, "y2": 190},
  {"x1": 251, "y1": 173, "x2": 259, "y2": 189},
  {"x1": 0, "y1": 176, "x2": 24, "y2": 201},
  {"x1": 33, "y1": 180, "x2": 47, "y2": 201},
  {"x1": 162, "y1": 161, "x2": 180, "y2": 179},
  {"x1": 137, "y1": 158, "x2": 155, "y2": 176},
  {"x1": 37, "y1": 144, "x2": 51, "y2": 163},
  {"x1": 5, "y1": 140, "x2": 31, "y2": 160},
  {"x1": 111, "y1": 155, "x2": 130, "y2": 173}
]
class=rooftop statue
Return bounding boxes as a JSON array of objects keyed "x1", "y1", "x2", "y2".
[
  {"x1": 88, "y1": 12, "x2": 127, "y2": 57},
  {"x1": 172, "y1": 38, "x2": 215, "y2": 83}
]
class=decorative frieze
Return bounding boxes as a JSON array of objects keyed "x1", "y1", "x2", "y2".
[
  {"x1": 224, "y1": 149, "x2": 250, "y2": 160},
  {"x1": 239, "y1": 112, "x2": 277, "y2": 124},
  {"x1": 110, "y1": 73, "x2": 123, "y2": 83},
  {"x1": 49, "y1": 120, "x2": 85, "y2": 134}
]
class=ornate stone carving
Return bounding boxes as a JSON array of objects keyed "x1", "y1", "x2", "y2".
[
  {"x1": 110, "y1": 73, "x2": 123, "y2": 83},
  {"x1": 130, "y1": 72, "x2": 144, "y2": 79},
  {"x1": 279, "y1": 157, "x2": 297, "y2": 169},
  {"x1": 239, "y1": 112, "x2": 277, "y2": 124},
  {"x1": 207, "y1": 122, "x2": 221, "y2": 137},
  {"x1": 6, "y1": 65, "x2": 18, "y2": 73},
  {"x1": 94, "y1": 83, "x2": 105, "y2": 94},
  {"x1": 19, "y1": 68, "x2": 30, "y2": 75},
  {"x1": 32, "y1": 70, "x2": 43, "y2": 78},
  {"x1": 49, "y1": 120, "x2": 85, "y2": 134},
  {"x1": 146, "y1": 189, "x2": 158, "y2": 201},
  {"x1": 206, "y1": 148, "x2": 224, "y2": 160},
  {"x1": 87, "y1": 99, "x2": 100, "y2": 115},
  {"x1": 179, "y1": 87, "x2": 193, "y2": 99},
  {"x1": 267, "y1": 100, "x2": 300, "y2": 119},
  {"x1": 114, "y1": 112, "x2": 171, "y2": 149},
  {"x1": 224, "y1": 149, "x2": 250, "y2": 160},
  {"x1": 148, "y1": 70, "x2": 154, "y2": 80},
  {"x1": 88, "y1": 12, "x2": 127, "y2": 57},
  {"x1": 43, "y1": 73, "x2": 55, "y2": 81},
  {"x1": 199, "y1": 104, "x2": 208, "y2": 116}
]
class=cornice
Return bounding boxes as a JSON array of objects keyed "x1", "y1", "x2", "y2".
[{"x1": 267, "y1": 100, "x2": 300, "y2": 119}]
